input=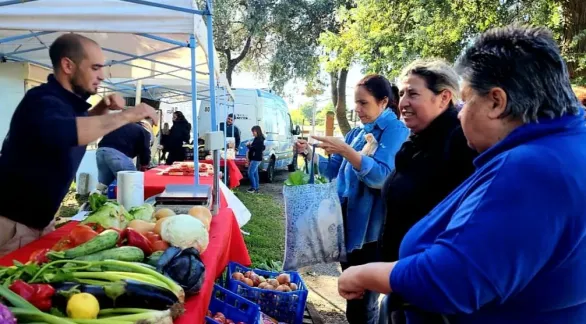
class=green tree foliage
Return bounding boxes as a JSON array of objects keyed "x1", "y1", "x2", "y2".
[
  {"x1": 320, "y1": 0, "x2": 585, "y2": 82},
  {"x1": 204, "y1": 0, "x2": 343, "y2": 92},
  {"x1": 290, "y1": 108, "x2": 304, "y2": 125},
  {"x1": 299, "y1": 102, "x2": 315, "y2": 123},
  {"x1": 315, "y1": 102, "x2": 335, "y2": 126}
]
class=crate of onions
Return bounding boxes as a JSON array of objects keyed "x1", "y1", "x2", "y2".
[{"x1": 225, "y1": 262, "x2": 308, "y2": 324}]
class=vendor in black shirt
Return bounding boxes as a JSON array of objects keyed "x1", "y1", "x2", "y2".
[
  {"x1": 219, "y1": 113, "x2": 241, "y2": 149},
  {"x1": 96, "y1": 119, "x2": 153, "y2": 186},
  {"x1": 0, "y1": 33, "x2": 158, "y2": 257}
]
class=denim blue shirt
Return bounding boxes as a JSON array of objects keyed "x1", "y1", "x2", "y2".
[{"x1": 317, "y1": 109, "x2": 409, "y2": 252}]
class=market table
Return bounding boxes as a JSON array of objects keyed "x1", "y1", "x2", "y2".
[
  {"x1": 0, "y1": 188, "x2": 252, "y2": 324},
  {"x1": 145, "y1": 163, "x2": 242, "y2": 199},
  {"x1": 200, "y1": 159, "x2": 243, "y2": 189}
]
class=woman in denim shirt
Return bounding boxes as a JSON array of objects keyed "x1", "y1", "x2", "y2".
[{"x1": 297, "y1": 74, "x2": 409, "y2": 323}]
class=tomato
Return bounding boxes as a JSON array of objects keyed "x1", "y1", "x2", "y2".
[
  {"x1": 69, "y1": 225, "x2": 98, "y2": 246},
  {"x1": 28, "y1": 248, "x2": 50, "y2": 265},
  {"x1": 51, "y1": 237, "x2": 75, "y2": 251},
  {"x1": 144, "y1": 232, "x2": 161, "y2": 243},
  {"x1": 151, "y1": 240, "x2": 170, "y2": 252}
]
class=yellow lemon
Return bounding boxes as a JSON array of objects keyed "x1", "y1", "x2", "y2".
[{"x1": 66, "y1": 293, "x2": 100, "y2": 319}]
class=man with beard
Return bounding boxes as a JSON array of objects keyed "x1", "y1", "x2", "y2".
[{"x1": 0, "y1": 33, "x2": 158, "y2": 256}]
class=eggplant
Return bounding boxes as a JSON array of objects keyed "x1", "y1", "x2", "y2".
[
  {"x1": 51, "y1": 280, "x2": 178, "y2": 311},
  {"x1": 156, "y1": 247, "x2": 205, "y2": 295}
]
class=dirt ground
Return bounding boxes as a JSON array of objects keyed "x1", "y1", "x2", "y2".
[{"x1": 253, "y1": 170, "x2": 349, "y2": 324}]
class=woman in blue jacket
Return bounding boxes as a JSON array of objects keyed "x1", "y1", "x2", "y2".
[
  {"x1": 298, "y1": 74, "x2": 409, "y2": 323},
  {"x1": 338, "y1": 25, "x2": 586, "y2": 323}
]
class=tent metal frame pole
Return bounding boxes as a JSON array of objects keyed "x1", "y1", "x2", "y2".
[
  {"x1": 119, "y1": 0, "x2": 207, "y2": 15},
  {"x1": 189, "y1": 34, "x2": 199, "y2": 186}
]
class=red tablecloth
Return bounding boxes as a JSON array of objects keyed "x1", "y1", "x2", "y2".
[
  {"x1": 0, "y1": 201, "x2": 251, "y2": 324},
  {"x1": 200, "y1": 159, "x2": 243, "y2": 188},
  {"x1": 144, "y1": 162, "x2": 242, "y2": 200}
]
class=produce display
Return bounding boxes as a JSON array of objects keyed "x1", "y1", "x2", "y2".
[
  {"x1": 230, "y1": 271, "x2": 298, "y2": 292},
  {"x1": 160, "y1": 162, "x2": 213, "y2": 176},
  {"x1": 0, "y1": 192, "x2": 214, "y2": 324},
  {"x1": 225, "y1": 262, "x2": 308, "y2": 324}
]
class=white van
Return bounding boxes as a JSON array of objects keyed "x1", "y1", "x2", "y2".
[{"x1": 198, "y1": 88, "x2": 301, "y2": 182}]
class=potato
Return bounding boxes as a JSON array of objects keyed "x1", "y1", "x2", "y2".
[
  {"x1": 231, "y1": 272, "x2": 244, "y2": 281},
  {"x1": 289, "y1": 283, "x2": 298, "y2": 291},
  {"x1": 258, "y1": 282, "x2": 269, "y2": 289},
  {"x1": 154, "y1": 208, "x2": 175, "y2": 220},
  {"x1": 276, "y1": 284, "x2": 291, "y2": 292},
  {"x1": 276, "y1": 273, "x2": 290, "y2": 285},
  {"x1": 188, "y1": 206, "x2": 212, "y2": 231},
  {"x1": 128, "y1": 219, "x2": 155, "y2": 234},
  {"x1": 241, "y1": 278, "x2": 254, "y2": 287},
  {"x1": 244, "y1": 271, "x2": 254, "y2": 279},
  {"x1": 267, "y1": 279, "x2": 279, "y2": 288}
]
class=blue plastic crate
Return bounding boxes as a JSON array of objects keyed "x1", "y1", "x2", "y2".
[
  {"x1": 206, "y1": 284, "x2": 261, "y2": 324},
  {"x1": 224, "y1": 262, "x2": 308, "y2": 324}
]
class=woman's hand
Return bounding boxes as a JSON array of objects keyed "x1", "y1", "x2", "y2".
[
  {"x1": 312, "y1": 135, "x2": 352, "y2": 156},
  {"x1": 339, "y1": 262, "x2": 396, "y2": 299},
  {"x1": 296, "y1": 139, "x2": 312, "y2": 156},
  {"x1": 338, "y1": 265, "x2": 366, "y2": 300}
]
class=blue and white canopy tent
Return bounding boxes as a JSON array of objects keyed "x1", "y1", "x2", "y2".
[{"x1": 0, "y1": 0, "x2": 234, "y2": 198}]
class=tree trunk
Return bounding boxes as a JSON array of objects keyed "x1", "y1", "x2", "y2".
[
  {"x1": 226, "y1": 61, "x2": 236, "y2": 86},
  {"x1": 330, "y1": 71, "x2": 339, "y2": 107},
  {"x1": 561, "y1": 0, "x2": 586, "y2": 80},
  {"x1": 223, "y1": 35, "x2": 253, "y2": 86},
  {"x1": 335, "y1": 68, "x2": 352, "y2": 135}
]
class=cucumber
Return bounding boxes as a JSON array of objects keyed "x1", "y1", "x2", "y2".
[
  {"x1": 48, "y1": 230, "x2": 119, "y2": 260},
  {"x1": 72, "y1": 246, "x2": 144, "y2": 262}
]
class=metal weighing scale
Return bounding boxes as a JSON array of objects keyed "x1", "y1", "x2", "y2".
[
  {"x1": 154, "y1": 184, "x2": 212, "y2": 214},
  {"x1": 153, "y1": 131, "x2": 224, "y2": 215}
]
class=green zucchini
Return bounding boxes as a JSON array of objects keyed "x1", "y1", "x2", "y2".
[
  {"x1": 145, "y1": 251, "x2": 164, "y2": 267},
  {"x1": 72, "y1": 246, "x2": 144, "y2": 262},
  {"x1": 47, "y1": 230, "x2": 119, "y2": 260}
]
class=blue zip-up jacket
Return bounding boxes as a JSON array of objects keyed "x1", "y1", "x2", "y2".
[
  {"x1": 318, "y1": 109, "x2": 409, "y2": 252},
  {"x1": 391, "y1": 109, "x2": 586, "y2": 323}
]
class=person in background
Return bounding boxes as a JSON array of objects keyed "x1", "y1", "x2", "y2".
[
  {"x1": 159, "y1": 122, "x2": 170, "y2": 162},
  {"x1": 297, "y1": 74, "x2": 409, "y2": 324},
  {"x1": 246, "y1": 125, "x2": 265, "y2": 193},
  {"x1": 339, "y1": 25, "x2": 586, "y2": 323},
  {"x1": 220, "y1": 113, "x2": 241, "y2": 149},
  {"x1": 96, "y1": 119, "x2": 153, "y2": 186},
  {"x1": 0, "y1": 33, "x2": 157, "y2": 257},
  {"x1": 165, "y1": 111, "x2": 191, "y2": 165}
]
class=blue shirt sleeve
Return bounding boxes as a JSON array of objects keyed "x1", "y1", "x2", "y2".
[
  {"x1": 390, "y1": 150, "x2": 571, "y2": 314},
  {"x1": 28, "y1": 96, "x2": 78, "y2": 149},
  {"x1": 353, "y1": 125, "x2": 409, "y2": 189}
]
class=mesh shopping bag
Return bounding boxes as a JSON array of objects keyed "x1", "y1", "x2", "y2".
[{"x1": 282, "y1": 146, "x2": 347, "y2": 271}]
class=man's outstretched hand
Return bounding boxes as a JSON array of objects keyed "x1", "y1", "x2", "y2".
[
  {"x1": 90, "y1": 94, "x2": 125, "y2": 116},
  {"x1": 123, "y1": 103, "x2": 159, "y2": 126}
]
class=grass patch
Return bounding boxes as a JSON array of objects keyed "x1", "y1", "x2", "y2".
[{"x1": 235, "y1": 190, "x2": 285, "y2": 267}]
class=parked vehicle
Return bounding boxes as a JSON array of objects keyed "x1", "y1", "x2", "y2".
[{"x1": 198, "y1": 88, "x2": 301, "y2": 182}]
